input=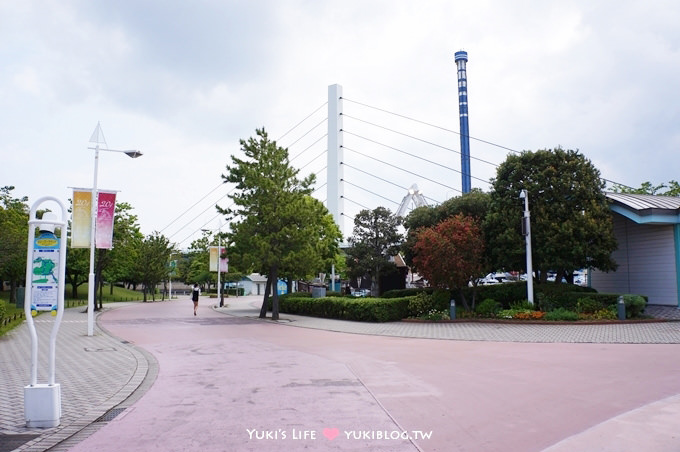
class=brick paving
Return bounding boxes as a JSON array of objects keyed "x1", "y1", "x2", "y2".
[
  {"x1": 0, "y1": 297, "x2": 678, "y2": 451},
  {"x1": 0, "y1": 304, "x2": 152, "y2": 452}
]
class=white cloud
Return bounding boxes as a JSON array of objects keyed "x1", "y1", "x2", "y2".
[{"x1": 1, "y1": 0, "x2": 679, "y2": 246}]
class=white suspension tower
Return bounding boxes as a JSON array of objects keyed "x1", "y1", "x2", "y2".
[{"x1": 327, "y1": 84, "x2": 344, "y2": 239}]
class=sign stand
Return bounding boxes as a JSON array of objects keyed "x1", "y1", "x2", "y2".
[{"x1": 23, "y1": 197, "x2": 68, "y2": 428}]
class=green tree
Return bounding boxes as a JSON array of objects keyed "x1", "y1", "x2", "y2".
[
  {"x1": 65, "y1": 247, "x2": 89, "y2": 299},
  {"x1": 220, "y1": 128, "x2": 339, "y2": 319},
  {"x1": 277, "y1": 196, "x2": 342, "y2": 288},
  {"x1": 611, "y1": 180, "x2": 680, "y2": 197},
  {"x1": 412, "y1": 214, "x2": 485, "y2": 310},
  {"x1": 184, "y1": 232, "x2": 212, "y2": 289},
  {"x1": 65, "y1": 201, "x2": 143, "y2": 308},
  {"x1": 402, "y1": 190, "x2": 490, "y2": 268},
  {"x1": 485, "y1": 147, "x2": 617, "y2": 283},
  {"x1": 345, "y1": 206, "x2": 402, "y2": 296},
  {"x1": 135, "y1": 232, "x2": 174, "y2": 302},
  {"x1": 97, "y1": 202, "x2": 144, "y2": 307},
  {"x1": 0, "y1": 186, "x2": 29, "y2": 305}
]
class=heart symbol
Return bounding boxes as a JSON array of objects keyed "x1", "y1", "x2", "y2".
[{"x1": 323, "y1": 427, "x2": 340, "y2": 441}]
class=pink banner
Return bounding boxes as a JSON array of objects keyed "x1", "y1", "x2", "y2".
[
  {"x1": 209, "y1": 246, "x2": 229, "y2": 272},
  {"x1": 95, "y1": 192, "x2": 116, "y2": 249}
]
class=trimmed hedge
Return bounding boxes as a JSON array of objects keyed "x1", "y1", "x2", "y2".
[
  {"x1": 269, "y1": 295, "x2": 411, "y2": 322},
  {"x1": 266, "y1": 287, "x2": 648, "y2": 321},
  {"x1": 385, "y1": 282, "x2": 595, "y2": 310},
  {"x1": 539, "y1": 292, "x2": 648, "y2": 318},
  {"x1": 383, "y1": 288, "x2": 434, "y2": 298}
]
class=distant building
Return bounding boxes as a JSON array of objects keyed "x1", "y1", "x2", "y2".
[
  {"x1": 590, "y1": 193, "x2": 680, "y2": 307},
  {"x1": 240, "y1": 273, "x2": 268, "y2": 296}
]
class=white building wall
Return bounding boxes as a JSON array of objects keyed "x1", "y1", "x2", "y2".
[{"x1": 591, "y1": 214, "x2": 678, "y2": 305}]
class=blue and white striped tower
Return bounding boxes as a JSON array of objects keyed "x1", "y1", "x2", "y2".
[{"x1": 455, "y1": 50, "x2": 471, "y2": 194}]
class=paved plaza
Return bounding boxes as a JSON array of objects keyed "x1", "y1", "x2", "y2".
[{"x1": 1, "y1": 295, "x2": 679, "y2": 451}]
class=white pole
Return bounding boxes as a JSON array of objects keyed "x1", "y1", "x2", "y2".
[
  {"x1": 24, "y1": 216, "x2": 38, "y2": 385},
  {"x1": 87, "y1": 145, "x2": 99, "y2": 336},
  {"x1": 217, "y1": 222, "x2": 222, "y2": 306},
  {"x1": 48, "y1": 204, "x2": 67, "y2": 385},
  {"x1": 327, "y1": 84, "x2": 344, "y2": 239},
  {"x1": 521, "y1": 189, "x2": 534, "y2": 305},
  {"x1": 331, "y1": 263, "x2": 335, "y2": 292}
]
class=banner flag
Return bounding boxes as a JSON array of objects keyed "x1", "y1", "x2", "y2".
[
  {"x1": 96, "y1": 191, "x2": 116, "y2": 249},
  {"x1": 209, "y1": 246, "x2": 228, "y2": 272},
  {"x1": 71, "y1": 190, "x2": 92, "y2": 248}
]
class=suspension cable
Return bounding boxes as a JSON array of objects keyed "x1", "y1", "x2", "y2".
[
  {"x1": 343, "y1": 146, "x2": 461, "y2": 193},
  {"x1": 277, "y1": 102, "x2": 328, "y2": 142},
  {"x1": 343, "y1": 115, "x2": 500, "y2": 168},
  {"x1": 342, "y1": 97, "x2": 521, "y2": 155},
  {"x1": 342, "y1": 179, "x2": 400, "y2": 206},
  {"x1": 342, "y1": 162, "x2": 441, "y2": 205}
]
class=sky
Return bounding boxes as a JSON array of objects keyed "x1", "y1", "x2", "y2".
[{"x1": 2, "y1": 0, "x2": 679, "y2": 249}]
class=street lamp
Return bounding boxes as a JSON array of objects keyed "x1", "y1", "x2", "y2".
[
  {"x1": 519, "y1": 189, "x2": 534, "y2": 305},
  {"x1": 86, "y1": 123, "x2": 142, "y2": 336},
  {"x1": 202, "y1": 222, "x2": 225, "y2": 307}
]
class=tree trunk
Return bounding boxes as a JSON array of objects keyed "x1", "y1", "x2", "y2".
[
  {"x1": 97, "y1": 275, "x2": 104, "y2": 310},
  {"x1": 271, "y1": 266, "x2": 280, "y2": 320},
  {"x1": 9, "y1": 280, "x2": 17, "y2": 305},
  {"x1": 458, "y1": 288, "x2": 470, "y2": 311},
  {"x1": 470, "y1": 284, "x2": 477, "y2": 311},
  {"x1": 259, "y1": 270, "x2": 272, "y2": 318},
  {"x1": 371, "y1": 265, "x2": 380, "y2": 296}
]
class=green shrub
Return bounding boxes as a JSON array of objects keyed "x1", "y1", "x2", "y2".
[
  {"x1": 539, "y1": 291, "x2": 612, "y2": 312},
  {"x1": 0, "y1": 302, "x2": 6, "y2": 320},
  {"x1": 576, "y1": 297, "x2": 603, "y2": 314},
  {"x1": 421, "y1": 309, "x2": 450, "y2": 321},
  {"x1": 432, "y1": 289, "x2": 452, "y2": 311},
  {"x1": 382, "y1": 288, "x2": 433, "y2": 298},
  {"x1": 510, "y1": 300, "x2": 534, "y2": 310},
  {"x1": 408, "y1": 292, "x2": 434, "y2": 318},
  {"x1": 623, "y1": 294, "x2": 646, "y2": 318},
  {"x1": 544, "y1": 308, "x2": 579, "y2": 321},
  {"x1": 281, "y1": 291, "x2": 312, "y2": 300},
  {"x1": 476, "y1": 282, "x2": 532, "y2": 308},
  {"x1": 456, "y1": 306, "x2": 477, "y2": 319},
  {"x1": 535, "y1": 283, "x2": 597, "y2": 311},
  {"x1": 273, "y1": 295, "x2": 411, "y2": 322},
  {"x1": 475, "y1": 298, "x2": 501, "y2": 318},
  {"x1": 588, "y1": 307, "x2": 617, "y2": 320},
  {"x1": 497, "y1": 308, "x2": 522, "y2": 319}
]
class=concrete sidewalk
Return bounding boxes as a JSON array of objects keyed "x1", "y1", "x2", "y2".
[
  {"x1": 0, "y1": 304, "x2": 155, "y2": 452},
  {"x1": 1, "y1": 295, "x2": 679, "y2": 451}
]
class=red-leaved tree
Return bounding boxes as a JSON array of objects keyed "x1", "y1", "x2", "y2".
[{"x1": 412, "y1": 214, "x2": 485, "y2": 310}]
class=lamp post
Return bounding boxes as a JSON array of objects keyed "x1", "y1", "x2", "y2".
[
  {"x1": 519, "y1": 189, "x2": 534, "y2": 305},
  {"x1": 202, "y1": 222, "x2": 225, "y2": 307},
  {"x1": 87, "y1": 123, "x2": 142, "y2": 336}
]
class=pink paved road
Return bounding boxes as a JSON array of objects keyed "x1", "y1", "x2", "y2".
[{"x1": 69, "y1": 298, "x2": 680, "y2": 451}]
